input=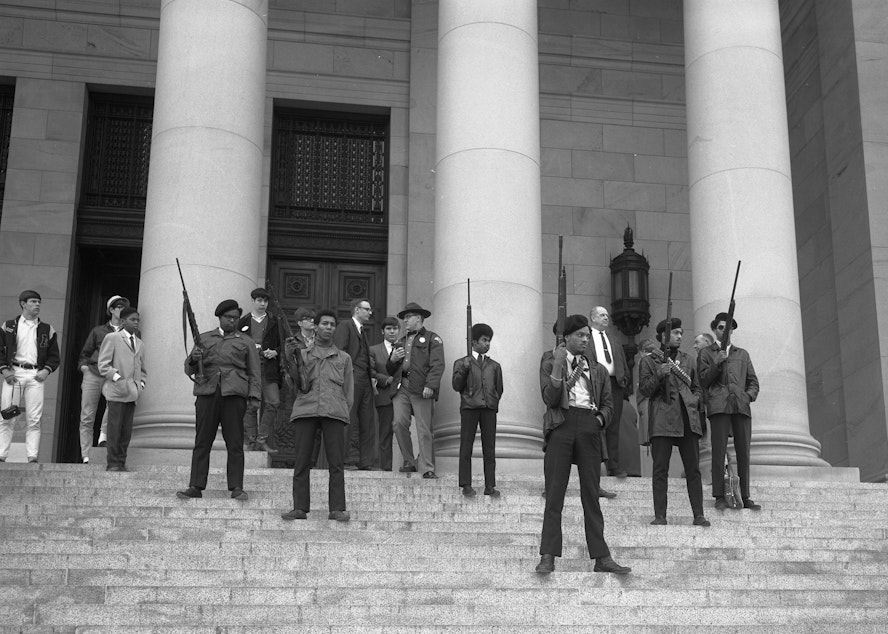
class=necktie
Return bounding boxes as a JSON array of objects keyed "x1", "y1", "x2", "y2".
[
  {"x1": 128, "y1": 335, "x2": 135, "y2": 352},
  {"x1": 477, "y1": 354, "x2": 484, "y2": 365},
  {"x1": 600, "y1": 332, "x2": 612, "y2": 363}
]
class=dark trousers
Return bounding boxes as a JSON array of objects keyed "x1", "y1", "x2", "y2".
[
  {"x1": 540, "y1": 408, "x2": 610, "y2": 559},
  {"x1": 292, "y1": 417, "x2": 346, "y2": 512},
  {"x1": 189, "y1": 389, "x2": 246, "y2": 491},
  {"x1": 345, "y1": 377, "x2": 377, "y2": 468},
  {"x1": 710, "y1": 413, "x2": 752, "y2": 499},
  {"x1": 105, "y1": 400, "x2": 135, "y2": 469},
  {"x1": 604, "y1": 377, "x2": 624, "y2": 474},
  {"x1": 650, "y1": 412, "x2": 703, "y2": 518},
  {"x1": 376, "y1": 404, "x2": 394, "y2": 471},
  {"x1": 243, "y1": 378, "x2": 280, "y2": 444},
  {"x1": 458, "y1": 408, "x2": 497, "y2": 488}
]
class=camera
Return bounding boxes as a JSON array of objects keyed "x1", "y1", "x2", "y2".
[{"x1": 1, "y1": 404, "x2": 20, "y2": 420}]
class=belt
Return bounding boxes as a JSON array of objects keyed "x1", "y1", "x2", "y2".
[
  {"x1": 13, "y1": 362, "x2": 38, "y2": 370},
  {"x1": 568, "y1": 406, "x2": 594, "y2": 415}
]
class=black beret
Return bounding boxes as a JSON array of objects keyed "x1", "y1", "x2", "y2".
[
  {"x1": 712, "y1": 312, "x2": 738, "y2": 330},
  {"x1": 19, "y1": 290, "x2": 41, "y2": 303},
  {"x1": 563, "y1": 314, "x2": 589, "y2": 337},
  {"x1": 214, "y1": 299, "x2": 242, "y2": 317},
  {"x1": 250, "y1": 288, "x2": 269, "y2": 299},
  {"x1": 656, "y1": 318, "x2": 682, "y2": 335},
  {"x1": 380, "y1": 316, "x2": 400, "y2": 329}
]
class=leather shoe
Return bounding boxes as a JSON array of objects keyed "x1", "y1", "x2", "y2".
[
  {"x1": 328, "y1": 510, "x2": 350, "y2": 522},
  {"x1": 254, "y1": 440, "x2": 278, "y2": 454},
  {"x1": 593, "y1": 556, "x2": 631, "y2": 574},
  {"x1": 231, "y1": 488, "x2": 248, "y2": 501},
  {"x1": 743, "y1": 499, "x2": 762, "y2": 510},
  {"x1": 461, "y1": 485, "x2": 476, "y2": 497},
  {"x1": 422, "y1": 471, "x2": 438, "y2": 479},
  {"x1": 693, "y1": 515, "x2": 711, "y2": 527},
  {"x1": 714, "y1": 497, "x2": 728, "y2": 510},
  {"x1": 399, "y1": 464, "x2": 417, "y2": 473},
  {"x1": 281, "y1": 509, "x2": 307, "y2": 520},
  {"x1": 176, "y1": 486, "x2": 202, "y2": 499},
  {"x1": 650, "y1": 516, "x2": 667, "y2": 525},
  {"x1": 599, "y1": 488, "x2": 617, "y2": 499},
  {"x1": 484, "y1": 487, "x2": 501, "y2": 497},
  {"x1": 535, "y1": 554, "x2": 555, "y2": 574},
  {"x1": 344, "y1": 464, "x2": 358, "y2": 471},
  {"x1": 106, "y1": 466, "x2": 127, "y2": 472}
]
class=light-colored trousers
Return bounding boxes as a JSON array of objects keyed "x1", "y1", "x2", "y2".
[
  {"x1": 392, "y1": 387, "x2": 435, "y2": 474},
  {"x1": 0, "y1": 368, "x2": 45, "y2": 460},
  {"x1": 79, "y1": 370, "x2": 109, "y2": 458}
]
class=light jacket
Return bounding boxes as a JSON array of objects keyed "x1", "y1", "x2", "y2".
[
  {"x1": 451, "y1": 354, "x2": 503, "y2": 412},
  {"x1": 97, "y1": 329, "x2": 147, "y2": 403},
  {"x1": 184, "y1": 329, "x2": 261, "y2": 399},
  {"x1": 638, "y1": 349, "x2": 703, "y2": 438},
  {"x1": 290, "y1": 344, "x2": 354, "y2": 424},
  {"x1": 697, "y1": 343, "x2": 759, "y2": 417},
  {"x1": 539, "y1": 349, "x2": 613, "y2": 442}
]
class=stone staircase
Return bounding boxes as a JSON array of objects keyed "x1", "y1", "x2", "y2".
[{"x1": 1, "y1": 461, "x2": 887, "y2": 633}]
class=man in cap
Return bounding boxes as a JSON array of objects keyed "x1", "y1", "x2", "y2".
[
  {"x1": 0, "y1": 290, "x2": 61, "y2": 463},
  {"x1": 386, "y1": 302, "x2": 445, "y2": 479},
  {"x1": 638, "y1": 318, "x2": 709, "y2": 527},
  {"x1": 698, "y1": 312, "x2": 761, "y2": 511},
  {"x1": 333, "y1": 298, "x2": 377, "y2": 470},
  {"x1": 236, "y1": 288, "x2": 281, "y2": 453},
  {"x1": 76, "y1": 294, "x2": 130, "y2": 462},
  {"x1": 535, "y1": 314, "x2": 630, "y2": 575},
  {"x1": 369, "y1": 315, "x2": 402, "y2": 471},
  {"x1": 177, "y1": 299, "x2": 261, "y2": 501}
]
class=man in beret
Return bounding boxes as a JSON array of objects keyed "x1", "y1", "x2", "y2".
[
  {"x1": 386, "y1": 302, "x2": 445, "y2": 479},
  {"x1": 77, "y1": 294, "x2": 131, "y2": 462},
  {"x1": 638, "y1": 318, "x2": 709, "y2": 527},
  {"x1": 369, "y1": 315, "x2": 402, "y2": 471},
  {"x1": 236, "y1": 288, "x2": 281, "y2": 453},
  {"x1": 177, "y1": 299, "x2": 261, "y2": 501},
  {"x1": 535, "y1": 314, "x2": 630, "y2": 575},
  {"x1": 0, "y1": 290, "x2": 61, "y2": 463},
  {"x1": 697, "y1": 312, "x2": 761, "y2": 511}
]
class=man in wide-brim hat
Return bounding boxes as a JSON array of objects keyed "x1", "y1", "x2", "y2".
[{"x1": 385, "y1": 302, "x2": 444, "y2": 479}]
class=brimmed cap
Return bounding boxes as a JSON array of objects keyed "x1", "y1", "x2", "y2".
[
  {"x1": 397, "y1": 302, "x2": 431, "y2": 319},
  {"x1": 215, "y1": 299, "x2": 242, "y2": 317},
  {"x1": 106, "y1": 295, "x2": 130, "y2": 314}
]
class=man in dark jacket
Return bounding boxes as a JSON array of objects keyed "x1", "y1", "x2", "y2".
[
  {"x1": 535, "y1": 314, "x2": 629, "y2": 575},
  {"x1": 282, "y1": 308, "x2": 354, "y2": 522},
  {"x1": 0, "y1": 290, "x2": 61, "y2": 463},
  {"x1": 369, "y1": 315, "x2": 401, "y2": 471},
  {"x1": 333, "y1": 298, "x2": 377, "y2": 470},
  {"x1": 77, "y1": 294, "x2": 129, "y2": 462},
  {"x1": 177, "y1": 300, "x2": 260, "y2": 501},
  {"x1": 452, "y1": 323, "x2": 503, "y2": 497},
  {"x1": 698, "y1": 312, "x2": 761, "y2": 511},
  {"x1": 236, "y1": 288, "x2": 281, "y2": 453},
  {"x1": 638, "y1": 318, "x2": 709, "y2": 527},
  {"x1": 386, "y1": 302, "x2": 445, "y2": 479}
]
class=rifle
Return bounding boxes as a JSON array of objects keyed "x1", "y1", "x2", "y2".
[
  {"x1": 265, "y1": 282, "x2": 298, "y2": 389},
  {"x1": 176, "y1": 258, "x2": 206, "y2": 384},
  {"x1": 649, "y1": 348, "x2": 692, "y2": 388},
  {"x1": 721, "y1": 261, "x2": 742, "y2": 351},
  {"x1": 661, "y1": 271, "x2": 673, "y2": 355},
  {"x1": 556, "y1": 236, "x2": 567, "y2": 346},
  {"x1": 466, "y1": 278, "x2": 472, "y2": 357}
]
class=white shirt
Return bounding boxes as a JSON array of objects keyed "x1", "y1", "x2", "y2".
[
  {"x1": 383, "y1": 340, "x2": 393, "y2": 355},
  {"x1": 250, "y1": 312, "x2": 267, "y2": 323},
  {"x1": 14, "y1": 316, "x2": 39, "y2": 365},
  {"x1": 352, "y1": 316, "x2": 363, "y2": 334},
  {"x1": 590, "y1": 327, "x2": 616, "y2": 376},
  {"x1": 565, "y1": 351, "x2": 593, "y2": 409}
]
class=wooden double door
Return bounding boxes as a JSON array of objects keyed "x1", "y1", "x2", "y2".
[{"x1": 268, "y1": 259, "x2": 387, "y2": 467}]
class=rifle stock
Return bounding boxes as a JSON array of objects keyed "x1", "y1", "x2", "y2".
[
  {"x1": 176, "y1": 259, "x2": 206, "y2": 384},
  {"x1": 466, "y1": 278, "x2": 472, "y2": 357},
  {"x1": 556, "y1": 236, "x2": 566, "y2": 346},
  {"x1": 720, "y1": 261, "x2": 742, "y2": 351}
]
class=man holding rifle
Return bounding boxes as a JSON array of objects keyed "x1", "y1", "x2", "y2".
[{"x1": 697, "y1": 312, "x2": 761, "y2": 511}]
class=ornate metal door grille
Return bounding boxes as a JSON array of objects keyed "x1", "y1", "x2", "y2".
[
  {"x1": 271, "y1": 111, "x2": 387, "y2": 225},
  {"x1": 0, "y1": 85, "x2": 14, "y2": 218}
]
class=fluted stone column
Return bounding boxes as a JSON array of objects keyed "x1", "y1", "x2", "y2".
[
  {"x1": 685, "y1": 0, "x2": 830, "y2": 474},
  {"x1": 433, "y1": 0, "x2": 544, "y2": 459},
  {"x1": 132, "y1": 0, "x2": 268, "y2": 449}
]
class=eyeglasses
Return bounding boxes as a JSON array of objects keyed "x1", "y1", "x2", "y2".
[{"x1": 358, "y1": 306, "x2": 372, "y2": 312}]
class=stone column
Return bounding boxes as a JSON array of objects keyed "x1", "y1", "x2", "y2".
[
  {"x1": 433, "y1": 0, "x2": 544, "y2": 459},
  {"x1": 684, "y1": 0, "x2": 830, "y2": 473},
  {"x1": 133, "y1": 0, "x2": 268, "y2": 449}
]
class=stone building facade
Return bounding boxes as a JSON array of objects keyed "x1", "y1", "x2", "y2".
[{"x1": 0, "y1": 0, "x2": 884, "y2": 481}]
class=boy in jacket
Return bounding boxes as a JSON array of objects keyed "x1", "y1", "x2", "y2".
[{"x1": 452, "y1": 323, "x2": 503, "y2": 497}]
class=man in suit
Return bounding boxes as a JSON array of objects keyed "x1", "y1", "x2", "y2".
[
  {"x1": 333, "y1": 298, "x2": 377, "y2": 470},
  {"x1": 97, "y1": 306, "x2": 146, "y2": 472},
  {"x1": 369, "y1": 315, "x2": 401, "y2": 472},
  {"x1": 589, "y1": 306, "x2": 630, "y2": 478},
  {"x1": 236, "y1": 288, "x2": 281, "y2": 453},
  {"x1": 386, "y1": 302, "x2": 445, "y2": 479},
  {"x1": 177, "y1": 299, "x2": 261, "y2": 501},
  {"x1": 535, "y1": 314, "x2": 630, "y2": 575}
]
